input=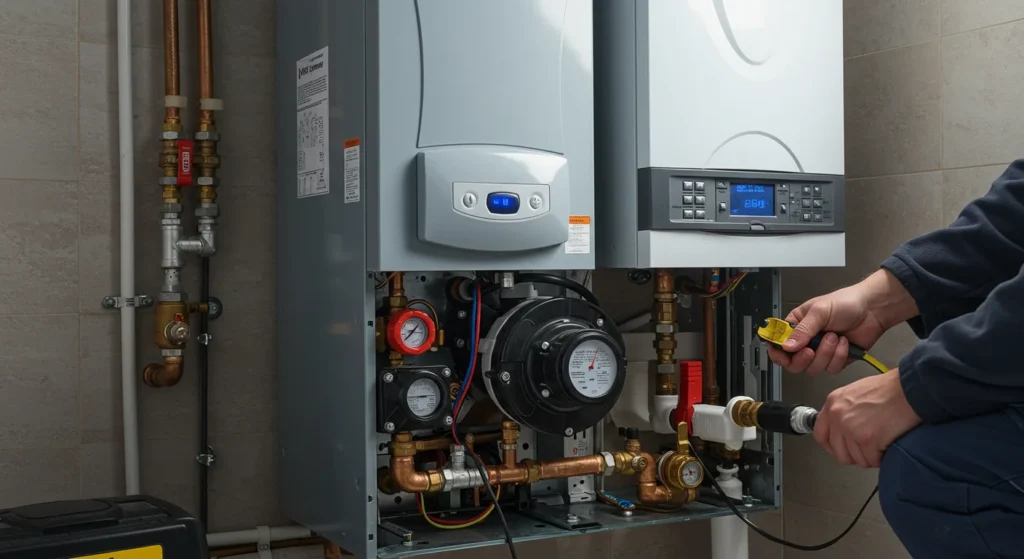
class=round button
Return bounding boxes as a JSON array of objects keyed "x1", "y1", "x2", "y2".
[
  {"x1": 529, "y1": 194, "x2": 543, "y2": 210},
  {"x1": 462, "y1": 192, "x2": 477, "y2": 208}
]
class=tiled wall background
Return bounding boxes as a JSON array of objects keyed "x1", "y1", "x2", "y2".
[{"x1": 0, "y1": 1, "x2": 1018, "y2": 558}]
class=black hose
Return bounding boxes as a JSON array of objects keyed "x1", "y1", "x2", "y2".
[
  {"x1": 513, "y1": 273, "x2": 600, "y2": 306},
  {"x1": 199, "y1": 257, "x2": 210, "y2": 528}
]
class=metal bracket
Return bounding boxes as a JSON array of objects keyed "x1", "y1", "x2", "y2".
[
  {"x1": 521, "y1": 503, "x2": 600, "y2": 531},
  {"x1": 198, "y1": 333, "x2": 213, "y2": 346},
  {"x1": 378, "y1": 521, "x2": 414, "y2": 547},
  {"x1": 101, "y1": 295, "x2": 154, "y2": 310},
  {"x1": 196, "y1": 446, "x2": 216, "y2": 467}
]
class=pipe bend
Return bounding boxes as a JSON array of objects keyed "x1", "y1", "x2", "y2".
[
  {"x1": 144, "y1": 356, "x2": 184, "y2": 387},
  {"x1": 387, "y1": 456, "x2": 444, "y2": 494},
  {"x1": 636, "y1": 452, "x2": 674, "y2": 505}
]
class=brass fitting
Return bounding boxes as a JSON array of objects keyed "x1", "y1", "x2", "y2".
[
  {"x1": 636, "y1": 451, "x2": 673, "y2": 505},
  {"x1": 731, "y1": 399, "x2": 763, "y2": 429},
  {"x1": 387, "y1": 273, "x2": 407, "y2": 316},
  {"x1": 653, "y1": 269, "x2": 678, "y2": 395},
  {"x1": 151, "y1": 300, "x2": 207, "y2": 350},
  {"x1": 658, "y1": 421, "x2": 704, "y2": 492},
  {"x1": 390, "y1": 432, "x2": 417, "y2": 457},
  {"x1": 501, "y1": 421, "x2": 519, "y2": 468},
  {"x1": 143, "y1": 355, "x2": 184, "y2": 388}
]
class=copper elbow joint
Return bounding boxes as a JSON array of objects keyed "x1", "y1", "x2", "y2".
[{"x1": 143, "y1": 355, "x2": 184, "y2": 387}]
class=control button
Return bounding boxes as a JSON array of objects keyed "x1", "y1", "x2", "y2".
[
  {"x1": 750, "y1": 224, "x2": 766, "y2": 231},
  {"x1": 462, "y1": 192, "x2": 478, "y2": 208},
  {"x1": 529, "y1": 194, "x2": 543, "y2": 210},
  {"x1": 716, "y1": 181, "x2": 727, "y2": 189},
  {"x1": 683, "y1": 181, "x2": 694, "y2": 191},
  {"x1": 813, "y1": 199, "x2": 823, "y2": 208},
  {"x1": 683, "y1": 209, "x2": 695, "y2": 219},
  {"x1": 695, "y1": 181, "x2": 705, "y2": 191},
  {"x1": 802, "y1": 185, "x2": 812, "y2": 195},
  {"x1": 814, "y1": 213, "x2": 822, "y2": 222},
  {"x1": 813, "y1": 185, "x2": 822, "y2": 195},
  {"x1": 780, "y1": 184, "x2": 788, "y2": 191},
  {"x1": 802, "y1": 213, "x2": 811, "y2": 222},
  {"x1": 719, "y1": 202, "x2": 727, "y2": 212},
  {"x1": 683, "y1": 195, "x2": 694, "y2": 205},
  {"x1": 695, "y1": 196, "x2": 706, "y2": 206},
  {"x1": 801, "y1": 199, "x2": 811, "y2": 208},
  {"x1": 780, "y1": 203, "x2": 787, "y2": 214},
  {"x1": 695, "y1": 210, "x2": 706, "y2": 219}
]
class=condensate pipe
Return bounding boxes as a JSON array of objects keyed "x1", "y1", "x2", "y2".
[{"x1": 116, "y1": 0, "x2": 141, "y2": 495}]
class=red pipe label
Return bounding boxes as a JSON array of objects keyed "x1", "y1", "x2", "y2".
[{"x1": 177, "y1": 139, "x2": 194, "y2": 186}]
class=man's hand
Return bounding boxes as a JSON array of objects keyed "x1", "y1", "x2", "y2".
[
  {"x1": 814, "y1": 371, "x2": 921, "y2": 468},
  {"x1": 767, "y1": 270, "x2": 918, "y2": 374}
]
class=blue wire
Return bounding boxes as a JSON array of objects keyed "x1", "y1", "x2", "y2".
[{"x1": 453, "y1": 285, "x2": 478, "y2": 412}]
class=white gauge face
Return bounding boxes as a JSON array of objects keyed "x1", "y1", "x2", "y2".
[
  {"x1": 567, "y1": 339, "x2": 617, "y2": 399},
  {"x1": 400, "y1": 317, "x2": 430, "y2": 349},
  {"x1": 406, "y1": 378, "x2": 442, "y2": 418},
  {"x1": 682, "y1": 461, "x2": 703, "y2": 488}
]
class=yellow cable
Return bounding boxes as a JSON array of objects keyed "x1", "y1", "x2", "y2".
[
  {"x1": 862, "y1": 353, "x2": 889, "y2": 374},
  {"x1": 418, "y1": 485, "x2": 501, "y2": 530}
]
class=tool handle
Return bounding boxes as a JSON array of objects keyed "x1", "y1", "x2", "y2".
[{"x1": 804, "y1": 331, "x2": 866, "y2": 359}]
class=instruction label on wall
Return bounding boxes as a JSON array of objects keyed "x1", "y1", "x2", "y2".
[
  {"x1": 344, "y1": 138, "x2": 360, "y2": 203},
  {"x1": 565, "y1": 215, "x2": 592, "y2": 254},
  {"x1": 296, "y1": 47, "x2": 329, "y2": 199}
]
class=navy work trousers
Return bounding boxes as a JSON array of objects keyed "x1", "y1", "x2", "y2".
[{"x1": 879, "y1": 406, "x2": 1024, "y2": 558}]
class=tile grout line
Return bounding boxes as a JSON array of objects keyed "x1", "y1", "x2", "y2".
[
  {"x1": 942, "y1": 15, "x2": 1024, "y2": 39},
  {"x1": 844, "y1": 37, "x2": 939, "y2": 62},
  {"x1": 849, "y1": 161, "x2": 1013, "y2": 183},
  {"x1": 844, "y1": 16, "x2": 1024, "y2": 63}
]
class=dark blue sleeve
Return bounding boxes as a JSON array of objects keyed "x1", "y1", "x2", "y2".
[
  {"x1": 898, "y1": 261, "x2": 1024, "y2": 423},
  {"x1": 880, "y1": 160, "x2": 1024, "y2": 338}
]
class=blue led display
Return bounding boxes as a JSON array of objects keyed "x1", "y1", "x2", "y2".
[
  {"x1": 486, "y1": 192, "x2": 520, "y2": 215},
  {"x1": 729, "y1": 184, "x2": 774, "y2": 217}
]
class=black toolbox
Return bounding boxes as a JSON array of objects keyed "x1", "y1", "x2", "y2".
[{"x1": 0, "y1": 495, "x2": 206, "y2": 558}]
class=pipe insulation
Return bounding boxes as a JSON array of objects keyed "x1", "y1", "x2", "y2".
[{"x1": 117, "y1": 0, "x2": 141, "y2": 495}]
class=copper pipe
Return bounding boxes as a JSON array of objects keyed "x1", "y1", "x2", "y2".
[
  {"x1": 466, "y1": 434, "x2": 481, "y2": 507},
  {"x1": 209, "y1": 537, "x2": 330, "y2": 559},
  {"x1": 385, "y1": 452, "x2": 605, "y2": 494},
  {"x1": 703, "y1": 268, "x2": 720, "y2": 405},
  {"x1": 197, "y1": 0, "x2": 214, "y2": 126},
  {"x1": 653, "y1": 269, "x2": 678, "y2": 395},
  {"x1": 410, "y1": 432, "x2": 501, "y2": 452},
  {"x1": 501, "y1": 421, "x2": 519, "y2": 468},
  {"x1": 387, "y1": 273, "x2": 408, "y2": 365},
  {"x1": 143, "y1": 355, "x2": 184, "y2": 388},
  {"x1": 162, "y1": 0, "x2": 180, "y2": 127},
  {"x1": 636, "y1": 452, "x2": 674, "y2": 505}
]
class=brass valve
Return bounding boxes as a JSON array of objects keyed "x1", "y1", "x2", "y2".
[{"x1": 658, "y1": 421, "x2": 704, "y2": 491}]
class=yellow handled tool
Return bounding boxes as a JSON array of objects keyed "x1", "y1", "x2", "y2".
[{"x1": 757, "y1": 317, "x2": 888, "y2": 374}]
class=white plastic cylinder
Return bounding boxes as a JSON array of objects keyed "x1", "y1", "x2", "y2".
[
  {"x1": 206, "y1": 526, "x2": 313, "y2": 548},
  {"x1": 116, "y1": 0, "x2": 140, "y2": 496},
  {"x1": 711, "y1": 465, "x2": 748, "y2": 559}
]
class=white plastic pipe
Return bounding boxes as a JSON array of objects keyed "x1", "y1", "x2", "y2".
[
  {"x1": 207, "y1": 526, "x2": 313, "y2": 548},
  {"x1": 117, "y1": 0, "x2": 141, "y2": 495},
  {"x1": 711, "y1": 465, "x2": 749, "y2": 559}
]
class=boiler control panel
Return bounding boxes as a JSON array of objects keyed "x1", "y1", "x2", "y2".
[{"x1": 638, "y1": 169, "x2": 845, "y2": 233}]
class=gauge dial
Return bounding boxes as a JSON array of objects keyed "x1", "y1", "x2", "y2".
[
  {"x1": 400, "y1": 317, "x2": 429, "y2": 349},
  {"x1": 681, "y1": 460, "x2": 704, "y2": 488},
  {"x1": 566, "y1": 339, "x2": 617, "y2": 399},
  {"x1": 406, "y1": 377, "x2": 441, "y2": 418}
]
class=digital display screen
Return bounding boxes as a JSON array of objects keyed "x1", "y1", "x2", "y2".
[
  {"x1": 486, "y1": 192, "x2": 520, "y2": 215},
  {"x1": 730, "y1": 184, "x2": 774, "y2": 217}
]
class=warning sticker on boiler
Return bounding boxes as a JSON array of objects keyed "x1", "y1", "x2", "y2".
[
  {"x1": 344, "y1": 138, "x2": 360, "y2": 203},
  {"x1": 296, "y1": 46, "x2": 329, "y2": 199},
  {"x1": 565, "y1": 216, "x2": 591, "y2": 254}
]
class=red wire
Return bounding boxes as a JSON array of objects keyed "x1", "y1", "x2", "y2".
[{"x1": 450, "y1": 282, "x2": 482, "y2": 445}]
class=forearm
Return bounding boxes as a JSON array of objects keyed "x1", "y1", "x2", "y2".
[{"x1": 860, "y1": 269, "x2": 919, "y2": 330}]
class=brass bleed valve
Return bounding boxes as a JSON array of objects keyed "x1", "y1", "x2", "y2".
[
  {"x1": 143, "y1": 299, "x2": 212, "y2": 388},
  {"x1": 657, "y1": 421, "x2": 704, "y2": 492}
]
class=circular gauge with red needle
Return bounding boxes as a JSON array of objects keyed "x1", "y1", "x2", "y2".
[
  {"x1": 566, "y1": 338, "x2": 618, "y2": 399},
  {"x1": 386, "y1": 309, "x2": 436, "y2": 356}
]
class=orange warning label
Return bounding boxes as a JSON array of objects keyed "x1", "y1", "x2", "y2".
[
  {"x1": 569, "y1": 215, "x2": 591, "y2": 225},
  {"x1": 343, "y1": 137, "x2": 360, "y2": 149}
]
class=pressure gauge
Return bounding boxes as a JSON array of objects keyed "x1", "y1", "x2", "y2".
[
  {"x1": 406, "y1": 377, "x2": 442, "y2": 418},
  {"x1": 566, "y1": 339, "x2": 618, "y2": 399},
  {"x1": 386, "y1": 309, "x2": 436, "y2": 356},
  {"x1": 680, "y1": 460, "x2": 704, "y2": 489}
]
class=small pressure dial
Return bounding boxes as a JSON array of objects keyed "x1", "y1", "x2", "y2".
[
  {"x1": 406, "y1": 377, "x2": 442, "y2": 418},
  {"x1": 681, "y1": 460, "x2": 704, "y2": 489},
  {"x1": 386, "y1": 309, "x2": 436, "y2": 356}
]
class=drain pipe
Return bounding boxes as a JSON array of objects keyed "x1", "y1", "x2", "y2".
[{"x1": 116, "y1": 0, "x2": 141, "y2": 495}]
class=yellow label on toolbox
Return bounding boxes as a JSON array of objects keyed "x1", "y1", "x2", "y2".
[{"x1": 73, "y1": 544, "x2": 163, "y2": 559}]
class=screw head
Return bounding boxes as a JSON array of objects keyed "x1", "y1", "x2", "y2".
[
  {"x1": 382, "y1": 372, "x2": 395, "y2": 383},
  {"x1": 456, "y1": 339, "x2": 466, "y2": 348},
  {"x1": 596, "y1": 318, "x2": 605, "y2": 327},
  {"x1": 499, "y1": 371, "x2": 511, "y2": 383},
  {"x1": 541, "y1": 388, "x2": 551, "y2": 398},
  {"x1": 540, "y1": 341, "x2": 550, "y2": 351},
  {"x1": 621, "y1": 510, "x2": 633, "y2": 517},
  {"x1": 441, "y1": 368, "x2": 451, "y2": 378},
  {"x1": 384, "y1": 422, "x2": 396, "y2": 433},
  {"x1": 443, "y1": 415, "x2": 454, "y2": 426},
  {"x1": 564, "y1": 427, "x2": 574, "y2": 437},
  {"x1": 457, "y1": 310, "x2": 467, "y2": 319},
  {"x1": 566, "y1": 513, "x2": 579, "y2": 523}
]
